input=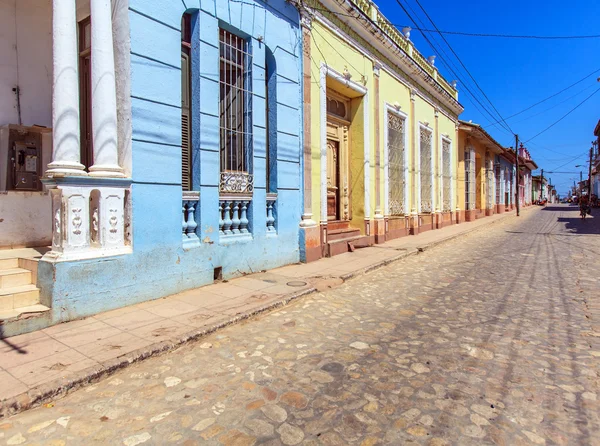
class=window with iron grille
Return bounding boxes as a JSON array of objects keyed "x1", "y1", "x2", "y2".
[
  {"x1": 464, "y1": 149, "x2": 475, "y2": 210},
  {"x1": 504, "y1": 168, "x2": 512, "y2": 205},
  {"x1": 486, "y1": 157, "x2": 494, "y2": 209},
  {"x1": 442, "y1": 139, "x2": 451, "y2": 212},
  {"x1": 388, "y1": 113, "x2": 406, "y2": 215},
  {"x1": 219, "y1": 29, "x2": 253, "y2": 193},
  {"x1": 495, "y1": 164, "x2": 501, "y2": 204},
  {"x1": 420, "y1": 127, "x2": 433, "y2": 213}
]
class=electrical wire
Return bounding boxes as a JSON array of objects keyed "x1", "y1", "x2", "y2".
[
  {"x1": 411, "y1": 0, "x2": 515, "y2": 136},
  {"x1": 393, "y1": 26, "x2": 600, "y2": 40},
  {"x1": 511, "y1": 83, "x2": 598, "y2": 125},
  {"x1": 392, "y1": 0, "x2": 514, "y2": 139},
  {"x1": 484, "y1": 67, "x2": 600, "y2": 128},
  {"x1": 524, "y1": 87, "x2": 600, "y2": 143},
  {"x1": 304, "y1": 5, "x2": 600, "y2": 40}
]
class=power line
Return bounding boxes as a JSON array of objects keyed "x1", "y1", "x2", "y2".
[
  {"x1": 393, "y1": 26, "x2": 600, "y2": 40},
  {"x1": 511, "y1": 83, "x2": 598, "y2": 125},
  {"x1": 411, "y1": 0, "x2": 515, "y2": 135},
  {"x1": 524, "y1": 87, "x2": 600, "y2": 143},
  {"x1": 393, "y1": 0, "x2": 513, "y2": 137},
  {"x1": 484, "y1": 67, "x2": 600, "y2": 128},
  {"x1": 303, "y1": 5, "x2": 600, "y2": 40}
]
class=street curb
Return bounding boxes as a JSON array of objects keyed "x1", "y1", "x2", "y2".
[{"x1": 0, "y1": 208, "x2": 526, "y2": 418}]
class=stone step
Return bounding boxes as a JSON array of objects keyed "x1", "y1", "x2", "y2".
[
  {"x1": 327, "y1": 235, "x2": 370, "y2": 257},
  {"x1": 0, "y1": 304, "x2": 50, "y2": 324},
  {"x1": 328, "y1": 227, "x2": 361, "y2": 241},
  {"x1": 0, "y1": 258, "x2": 19, "y2": 270},
  {"x1": 0, "y1": 284, "x2": 40, "y2": 313},
  {"x1": 0, "y1": 268, "x2": 32, "y2": 289},
  {"x1": 327, "y1": 221, "x2": 351, "y2": 231}
]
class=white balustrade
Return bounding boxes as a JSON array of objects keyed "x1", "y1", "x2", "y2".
[
  {"x1": 219, "y1": 195, "x2": 252, "y2": 238},
  {"x1": 182, "y1": 191, "x2": 200, "y2": 245},
  {"x1": 266, "y1": 193, "x2": 277, "y2": 233},
  {"x1": 44, "y1": 178, "x2": 130, "y2": 261}
]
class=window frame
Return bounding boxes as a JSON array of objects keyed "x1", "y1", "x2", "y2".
[{"x1": 384, "y1": 104, "x2": 409, "y2": 216}]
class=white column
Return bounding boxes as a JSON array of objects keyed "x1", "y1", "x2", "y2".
[
  {"x1": 46, "y1": 0, "x2": 86, "y2": 177},
  {"x1": 88, "y1": 0, "x2": 125, "y2": 177}
]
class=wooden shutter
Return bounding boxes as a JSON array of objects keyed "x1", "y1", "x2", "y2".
[{"x1": 181, "y1": 52, "x2": 191, "y2": 191}]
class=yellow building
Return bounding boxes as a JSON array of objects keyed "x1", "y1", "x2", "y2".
[
  {"x1": 297, "y1": 0, "x2": 463, "y2": 261},
  {"x1": 457, "y1": 121, "x2": 510, "y2": 221}
]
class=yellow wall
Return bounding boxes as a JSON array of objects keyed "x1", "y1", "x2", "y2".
[
  {"x1": 309, "y1": 20, "x2": 460, "y2": 226},
  {"x1": 310, "y1": 21, "x2": 374, "y2": 223},
  {"x1": 457, "y1": 130, "x2": 490, "y2": 211}
]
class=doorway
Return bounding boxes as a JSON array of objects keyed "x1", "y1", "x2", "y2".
[{"x1": 325, "y1": 92, "x2": 351, "y2": 222}]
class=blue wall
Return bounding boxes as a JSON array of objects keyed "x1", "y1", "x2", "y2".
[{"x1": 40, "y1": 0, "x2": 303, "y2": 322}]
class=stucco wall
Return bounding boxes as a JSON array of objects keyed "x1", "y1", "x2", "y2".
[
  {"x1": 0, "y1": 191, "x2": 51, "y2": 248},
  {"x1": 39, "y1": 0, "x2": 303, "y2": 323},
  {"x1": 0, "y1": 0, "x2": 52, "y2": 128}
]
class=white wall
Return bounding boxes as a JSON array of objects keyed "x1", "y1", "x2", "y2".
[
  {"x1": 0, "y1": 0, "x2": 52, "y2": 128},
  {"x1": 0, "y1": 191, "x2": 52, "y2": 248}
]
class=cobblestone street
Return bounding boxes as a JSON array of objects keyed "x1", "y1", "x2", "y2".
[{"x1": 1, "y1": 205, "x2": 599, "y2": 445}]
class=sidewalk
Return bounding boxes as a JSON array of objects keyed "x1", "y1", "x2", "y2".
[{"x1": 0, "y1": 209, "x2": 530, "y2": 417}]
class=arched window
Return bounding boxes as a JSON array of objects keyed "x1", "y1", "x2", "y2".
[{"x1": 181, "y1": 13, "x2": 192, "y2": 191}]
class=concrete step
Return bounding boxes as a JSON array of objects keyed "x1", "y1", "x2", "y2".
[
  {"x1": 0, "y1": 268, "x2": 32, "y2": 289},
  {"x1": 328, "y1": 227, "x2": 361, "y2": 241},
  {"x1": 0, "y1": 258, "x2": 19, "y2": 270},
  {"x1": 0, "y1": 284, "x2": 40, "y2": 312},
  {"x1": 327, "y1": 221, "x2": 351, "y2": 231},
  {"x1": 0, "y1": 304, "x2": 50, "y2": 325},
  {"x1": 327, "y1": 235, "x2": 370, "y2": 257}
]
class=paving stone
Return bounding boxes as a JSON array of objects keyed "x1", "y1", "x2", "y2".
[{"x1": 2, "y1": 207, "x2": 599, "y2": 445}]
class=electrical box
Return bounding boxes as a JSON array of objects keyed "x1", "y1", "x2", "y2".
[{"x1": 1, "y1": 125, "x2": 50, "y2": 192}]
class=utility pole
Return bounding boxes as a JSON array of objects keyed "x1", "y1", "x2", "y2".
[
  {"x1": 540, "y1": 168, "x2": 544, "y2": 202},
  {"x1": 515, "y1": 134, "x2": 520, "y2": 217},
  {"x1": 588, "y1": 145, "x2": 593, "y2": 197}
]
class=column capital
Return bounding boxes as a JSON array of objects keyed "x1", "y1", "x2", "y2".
[
  {"x1": 300, "y1": 8, "x2": 313, "y2": 29},
  {"x1": 373, "y1": 61, "x2": 382, "y2": 77}
]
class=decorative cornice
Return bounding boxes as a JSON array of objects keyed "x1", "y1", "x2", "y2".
[{"x1": 300, "y1": 0, "x2": 463, "y2": 118}]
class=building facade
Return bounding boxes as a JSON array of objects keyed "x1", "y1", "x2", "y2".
[
  {"x1": 297, "y1": 0, "x2": 463, "y2": 261},
  {"x1": 0, "y1": 0, "x2": 303, "y2": 336}
]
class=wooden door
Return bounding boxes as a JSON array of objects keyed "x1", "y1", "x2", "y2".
[{"x1": 327, "y1": 138, "x2": 340, "y2": 220}]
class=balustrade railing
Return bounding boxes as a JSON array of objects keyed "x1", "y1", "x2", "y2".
[
  {"x1": 44, "y1": 178, "x2": 131, "y2": 260},
  {"x1": 219, "y1": 194, "x2": 252, "y2": 238},
  {"x1": 182, "y1": 191, "x2": 200, "y2": 245},
  {"x1": 266, "y1": 193, "x2": 277, "y2": 233}
]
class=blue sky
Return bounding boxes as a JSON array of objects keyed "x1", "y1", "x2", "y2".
[{"x1": 375, "y1": 0, "x2": 600, "y2": 195}]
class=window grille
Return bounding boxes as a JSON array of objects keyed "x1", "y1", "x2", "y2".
[
  {"x1": 219, "y1": 29, "x2": 253, "y2": 193},
  {"x1": 442, "y1": 139, "x2": 451, "y2": 212},
  {"x1": 495, "y1": 164, "x2": 501, "y2": 205},
  {"x1": 505, "y1": 168, "x2": 510, "y2": 204},
  {"x1": 420, "y1": 127, "x2": 433, "y2": 213},
  {"x1": 464, "y1": 149, "x2": 475, "y2": 210},
  {"x1": 388, "y1": 113, "x2": 406, "y2": 215},
  {"x1": 486, "y1": 157, "x2": 494, "y2": 209}
]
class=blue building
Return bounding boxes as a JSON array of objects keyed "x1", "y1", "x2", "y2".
[{"x1": 0, "y1": 0, "x2": 302, "y2": 336}]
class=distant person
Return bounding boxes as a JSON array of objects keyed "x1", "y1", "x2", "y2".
[{"x1": 580, "y1": 195, "x2": 590, "y2": 220}]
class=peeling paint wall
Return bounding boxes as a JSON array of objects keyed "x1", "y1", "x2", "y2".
[
  {"x1": 0, "y1": 191, "x2": 51, "y2": 248},
  {"x1": 39, "y1": 0, "x2": 303, "y2": 322}
]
